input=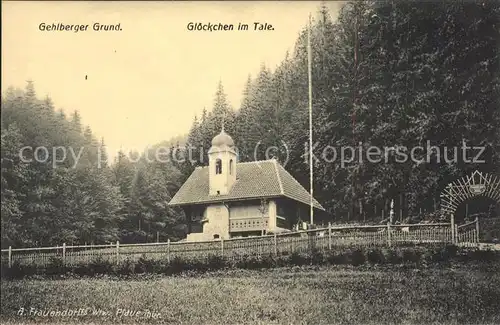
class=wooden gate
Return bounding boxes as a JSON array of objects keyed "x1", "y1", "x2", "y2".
[{"x1": 455, "y1": 218, "x2": 479, "y2": 247}]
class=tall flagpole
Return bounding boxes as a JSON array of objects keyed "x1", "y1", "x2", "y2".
[{"x1": 307, "y1": 14, "x2": 314, "y2": 226}]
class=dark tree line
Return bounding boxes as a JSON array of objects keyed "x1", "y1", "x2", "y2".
[
  {"x1": 183, "y1": 1, "x2": 500, "y2": 223},
  {"x1": 1, "y1": 1, "x2": 499, "y2": 248},
  {"x1": 1, "y1": 83, "x2": 186, "y2": 248}
]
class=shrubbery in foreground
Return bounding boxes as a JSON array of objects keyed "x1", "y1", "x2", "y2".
[{"x1": 1, "y1": 245, "x2": 498, "y2": 280}]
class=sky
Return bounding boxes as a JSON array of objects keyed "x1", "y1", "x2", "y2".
[{"x1": 2, "y1": 1, "x2": 342, "y2": 160}]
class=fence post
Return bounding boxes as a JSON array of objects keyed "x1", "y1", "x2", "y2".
[
  {"x1": 475, "y1": 217, "x2": 480, "y2": 245},
  {"x1": 8, "y1": 246, "x2": 12, "y2": 268},
  {"x1": 454, "y1": 224, "x2": 459, "y2": 244},
  {"x1": 328, "y1": 222, "x2": 332, "y2": 250},
  {"x1": 221, "y1": 238, "x2": 224, "y2": 257},
  {"x1": 387, "y1": 223, "x2": 391, "y2": 247},
  {"x1": 450, "y1": 214, "x2": 455, "y2": 244},
  {"x1": 62, "y1": 243, "x2": 66, "y2": 265},
  {"x1": 116, "y1": 241, "x2": 120, "y2": 265},
  {"x1": 167, "y1": 239, "x2": 171, "y2": 263},
  {"x1": 274, "y1": 232, "x2": 277, "y2": 256}
]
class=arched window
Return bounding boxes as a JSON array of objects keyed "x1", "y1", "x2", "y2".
[
  {"x1": 229, "y1": 159, "x2": 233, "y2": 175},
  {"x1": 215, "y1": 159, "x2": 222, "y2": 174}
]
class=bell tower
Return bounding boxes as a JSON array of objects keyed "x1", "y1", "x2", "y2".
[{"x1": 208, "y1": 127, "x2": 237, "y2": 196}]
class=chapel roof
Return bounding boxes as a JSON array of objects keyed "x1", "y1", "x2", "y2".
[{"x1": 168, "y1": 159, "x2": 324, "y2": 210}]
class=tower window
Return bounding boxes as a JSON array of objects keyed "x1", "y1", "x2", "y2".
[
  {"x1": 215, "y1": 159, "x2": 222, "y2": 174},
  {"x1": 229, "y1": 159, "x2": 233, "y2": 175}
]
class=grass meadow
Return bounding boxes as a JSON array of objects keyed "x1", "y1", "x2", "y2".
[{"x1": 2, "y1": 262, "x2": 500, "y2": 325}]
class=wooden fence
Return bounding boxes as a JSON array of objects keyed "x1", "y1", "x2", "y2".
[
  {"x1": 1, "y1": 221, "x2": 479, "y2": 268},
  {"x1": 456, "y1": 218, "x2": 480, "y2": 247}
]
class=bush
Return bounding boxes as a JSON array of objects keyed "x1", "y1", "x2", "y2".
[
  {"x1": 288, "y1": 252, "x2": 307, "y2": 266},
  {"x1": 417, "y1": 245, "x2": 455, "y2": 264},
  {"x1": 325, "y1": 250, "x2": 349, "y2": 265},
  {"x1": 420, "y1": 248, "x2": 437, "y2": 264},
  {"x1": 434, "y1": 245, "x2": 457, "y2": 262},
  {"x1": 234, "y1": 254, "x2": 283, "y2": 269},
  {"x1": 1, "y1": 260, "x2": 38, "y2": 279},
  {"x1": 71, "y1": 257, "x2": 112, "y2": 277},
  {"x1": 465, "y1": 249, "x2": 499, "y2": 263},
  {"x1": 4, "y1": 243, "x2": 497, "y2": 279},
  {"x1": 1, "y1": 263, "x2": 13, "y2": 279},
  {"x1": 262, "y1": 254, "x2": 279, "y2": 268},
  {"x1": 114, "y1": 258, "x2": 135, "y2": 276},
  {"x1": 308, "y1": 248, "x2": 324, "y2": 265},
  {"x1": 401, "y1": 248, "x2": 421, "y2": 264},
  {"x1": 231, "y1": 254, "x2": 249, "y2": 269},
  {"x1": 206, "y1": 254, "x2": 227, "y2": 270},
  {"x1": 89, "y1": 256, "x2": 114, "y2": 275},
  {"x1": 366, "y1": 248, "x2": 386, "y2": 264},
  {"x1": 383, "y1": 248, "x2": 403, "y2": 264},
  {"x1": 131, "y1": 255, "x2": 165, "y2": 274},
  {"x1": 45, "y1": 257, "x2": 70, "y2": 277},
  {"x1": 274, "y1": 254, "x2": 288, "y2": 267},
  {"x1": 348, "y1": 248, "x2": 366, "y2": 266},
  {"x1": 168, "y1": 256, "x2": 186, "y2": 275},
  {"x1": 444, "y1": 245, "x2": 458, "y2": 258},
  {"x1": 189, "y1": 258, "x2": 208, "y2": 273},
  {"x1": 72, "y1": 263, "x2": 91, "y2": 277},
  {"x1": 234, "y1": 254, "x2": 265, "y2": 269}
]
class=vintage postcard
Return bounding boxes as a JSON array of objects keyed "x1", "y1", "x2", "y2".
[{"x1": 1, "y1": 1, "x2": 499, "y2": 324}]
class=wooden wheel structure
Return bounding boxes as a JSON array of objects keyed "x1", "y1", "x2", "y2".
[{"x1": 440, "y1": 170, "x2": 500, "y2": 242}]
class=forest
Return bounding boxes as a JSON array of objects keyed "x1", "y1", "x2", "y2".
[{"x1": 1, "y1": 1, "x2": 499, "y2": 248}]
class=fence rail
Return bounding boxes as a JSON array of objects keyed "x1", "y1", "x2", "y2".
[
  {"x1": 1, "y1": 221, "x2": 479, "y2": 268},
  {"x1": 456, "y1": 217, "x2": 480, "y2": 248}
]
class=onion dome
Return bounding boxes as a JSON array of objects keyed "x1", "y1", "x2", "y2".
[{"x1": 211, "y1": 130, "x2": 234, "y2": 147}]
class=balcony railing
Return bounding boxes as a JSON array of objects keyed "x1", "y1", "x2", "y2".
[{"x1": 230, "y1": 217, "x2": 269, "y2": 232}]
